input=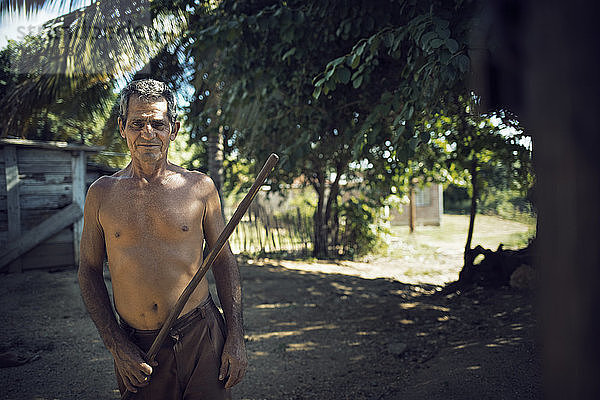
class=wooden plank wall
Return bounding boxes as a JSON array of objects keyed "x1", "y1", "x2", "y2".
[{"x1": 1, "y1": 145, "x2": 77, "y2": 271}]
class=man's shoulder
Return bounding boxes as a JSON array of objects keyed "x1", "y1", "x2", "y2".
[
  {"x1": 86, "y1": 172, "x2": 128, "y2": 202},
  {"x1": 169, "y1": 164, "x2": 216, "y2": 188},
  {"x1": 89, "y1": 173, "x2": 121, "y2": 191}
]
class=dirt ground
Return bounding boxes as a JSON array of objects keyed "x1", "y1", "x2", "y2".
[{"x1": 0, "y1": 259, "x2": 541, "y2": 400}]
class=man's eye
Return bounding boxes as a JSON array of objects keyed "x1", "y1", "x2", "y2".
[
  {"x1": 152, "y1": 122, "x2": 165, "y2": 129},
  {"x1": 131, "y1": 122, "x2": 143, "y2": 128}
]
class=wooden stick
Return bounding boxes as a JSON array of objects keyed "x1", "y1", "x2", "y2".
[{"x1": 121, "y1": 153, "x2": 279, "y2": 400}]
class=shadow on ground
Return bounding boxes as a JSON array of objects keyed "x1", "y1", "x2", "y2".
[{"x1": 0, "y1": 262, "x2": 541, "y2": 399}]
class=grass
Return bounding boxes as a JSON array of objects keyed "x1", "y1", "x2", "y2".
[
  {"x1": 388, "y1": 214, "x2": 535, "y2": 257},
  {"x1": 376, "y1": 214, "x2": 536, "y2": 284},
  {"x1": 236, "y1": 214, "x2": 536, "y2": 285}
]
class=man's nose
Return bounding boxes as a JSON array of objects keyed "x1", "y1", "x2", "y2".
[{"x1": 141, "y1": 123, "x2": 156, "y2": 139}]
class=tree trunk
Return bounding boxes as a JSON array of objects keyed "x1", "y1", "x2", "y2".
[
  {"x1": 408, "y1": 183, "x2": 416, "y2": 233},
  {"x1": 526, "y1": 2, "x2": 600, "y2": 398},
  {"x1": 312, "y1": 172, "x2": 328, "y2": 258},
  {"x1": 459, "y1": 156, "x2": 478, "y2": 283},
  {"x1": 207, "y1": 125, "x2": 225, "y2": 219}
]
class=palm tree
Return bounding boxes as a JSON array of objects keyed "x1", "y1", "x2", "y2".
[{"x1": 0, "y1": 0, "x2": 188, "y2": 149}]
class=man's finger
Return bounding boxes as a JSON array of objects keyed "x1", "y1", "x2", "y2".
[
  {"x1": 224, "y1": 362, "x2": 240, "y2": 388},
  {"x1": 132, "y1": 368, "x2": 150, "y2": 385},
  {"x1": 139, "y1": 362, "x2": 153, "y2": 376},
  {"x1": 124, "y1": 374, "x2": 138, "y2": 393},
  {"x1": 219, "y1": 357, "x2": 230, "y2": 381}
]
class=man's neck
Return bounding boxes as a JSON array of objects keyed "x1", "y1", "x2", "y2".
[{"x1": 127, "y1": 158, "x2": 171, "y2": 183}]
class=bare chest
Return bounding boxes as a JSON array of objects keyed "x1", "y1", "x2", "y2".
[{"x1": 99, "y1": 183, "x2": 205, "y2": 243}]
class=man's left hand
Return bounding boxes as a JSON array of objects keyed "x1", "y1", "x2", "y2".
[{"x1": 219, "y1": 334, "x2": 248, "y2": 388}]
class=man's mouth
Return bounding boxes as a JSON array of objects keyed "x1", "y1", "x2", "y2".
[{"x1": 137, "y1": 143, "x2": 160, "y2": 148}]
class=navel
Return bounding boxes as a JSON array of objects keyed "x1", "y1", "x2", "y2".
[
  {"x1": 181, "y1": 225, "x2": 189, "y2": 232},
  {"x1": 152, "y1": 303, "x2": 159, "y2": 312}
]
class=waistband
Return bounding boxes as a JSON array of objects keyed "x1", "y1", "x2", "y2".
[{"x1": 118, "y1": 295, "x2": 215, "y2": 337}]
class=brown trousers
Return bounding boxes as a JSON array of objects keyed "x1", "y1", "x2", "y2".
[{"x1": 116, "y1": 296, "x2": 231, "y2": 400}]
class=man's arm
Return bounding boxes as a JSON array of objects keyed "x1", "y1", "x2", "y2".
[
  {"x1": 202, "y1": 176, "x2": 248, "y2": 389},
  {"x1": 77, "y1": 179, "x2": 154, "y2": 393}
]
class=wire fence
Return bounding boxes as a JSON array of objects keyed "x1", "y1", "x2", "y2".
[{"x1": 226, "y1": 202, "x2": 314, "y2": 256}]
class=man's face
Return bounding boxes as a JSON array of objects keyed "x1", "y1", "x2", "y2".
[{"x1": 119, "y1": 97, "x2": 180, "y2": 163}]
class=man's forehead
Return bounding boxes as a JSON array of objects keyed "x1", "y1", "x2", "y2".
[{"x1": 127, "y1": 96, "x2": 168, "y2": 116}]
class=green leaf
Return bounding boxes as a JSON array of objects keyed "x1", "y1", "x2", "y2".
[
  {"x1": 351, "y1": 52, "x2": 361, "y2": 69},
  {"x1": 312, "y1": 86, "x2": 322, "y2": 99},
  {"x1": 446, "y1": 38, "x2": 459, "y2": 53},
  {"x1": 421, "y1": 31, "x2": 436, "y2": 48},
  {"x1": 456, "y1": 54, "x2": 470, "y2": 73},
  {"x1": 325, "y1": 67, "x2": 335, "y2": 80},
  {"x1": 282, "y1": 47, "x2": 296, "y2": 61},
  {"x1": 328, "y1": 56, "x2": 346, "y2": 68},
  {"x1": 436, "y1": 26, "x2": 450, "y2": 40},
  {"x1": 336, "y1": 67, "x2": 351, "y2": 84},
  {"x1": 355, "y1": 42, "x2": 366, "y2": 57},
  {"x1": 430, "y1": 38, "x2": 444, "y2": 49},
  {"x1": 352, "y1": 74, "x2": 364, "y2": 88}
]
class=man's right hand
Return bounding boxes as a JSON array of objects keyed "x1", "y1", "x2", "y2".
[{"x1": 112, "y1": 337, "x2": 157, "y2": 393}]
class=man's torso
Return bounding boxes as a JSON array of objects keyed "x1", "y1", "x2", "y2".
[{"x1": 97, "y1": 165, "x2": 211, "y2": 330}]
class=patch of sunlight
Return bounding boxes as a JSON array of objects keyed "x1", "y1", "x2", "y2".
[
  {"x1": 89, "y1": 356, "x2": 112, "y2": 362},
  {"x1": 276, "y1": 321, "x2": 298, "y2": 327},
  {"x1": 437, "y1": 315, "x2": 450, "y2": 322},
  {"x1": 330, "y1": 282, "x2": 354, "y2": 292},
  {"x1": 254, "y1": 302, "x2": 316, "y2": 309},
  {"x1": 400, "y1": 319, "x2": 415, "y2": 325},
  {"x1": 356, "y1": 331, "x2": 378, "y2": 336},
  {"x1": 452, "y1": 341, "x2": 479, "y2": 350},
  {"x1": 250, "y1": 351, "x2": 269, "y2": 357},
  {"x1": 350, "y1": 354, "x2": 366, "y2": 361},
  {"x1": 301, "y1": 323, "x2": 338, "y2": 332},
  {"x1": 286, "y1": 341, "x2": 318, "y2": 352},
  {"x1": 247, "y1": 330, "x2": 298, "y2": 340},
  {"x1": 467, "y1": 365, "x2": 481, "y2": 370},
  {"x1": 247, "y1": 324, "x2": 338, "y2": 341},
  {"x1": 400, "y1": 302, "x2": 419, "y2": 309},
  {"x1": 255, "y1": 303, "x2": 292, "y2": 309}
]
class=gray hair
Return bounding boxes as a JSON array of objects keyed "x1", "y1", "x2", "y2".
[{"x1": 119, "y1": 79, "x2": 177, "y2": 125}]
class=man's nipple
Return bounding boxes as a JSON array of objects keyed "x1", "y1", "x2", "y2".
[{"x1": 114, "y1": 232, "x2": 120, "y2": 238}]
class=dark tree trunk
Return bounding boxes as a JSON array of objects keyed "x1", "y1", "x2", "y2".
[
  {"x1": 478, "y1": 1, "x2": 600, "y2": 397},
  {"x1": 408, "y1": 183, "x2": 416, "y2": 233},
  {"x1": 207, "y1": 125, "x2": 225, "y2": 219},
  {"x1": 311, "y1": 172, "x2": 328, "y2": 258},
  {"x1": 526, "y1": 2, "x2": 600, "y2": 398},
  {"x1": 459, "y1": 156, "x2": 478, "y2": 283}
]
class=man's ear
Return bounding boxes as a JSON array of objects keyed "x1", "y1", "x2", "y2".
[
  {"x1": 118, "y1": 117, "x2": 125, "y2": 139},
  {"x1": 170, "y1": 121, "x2": 181, "y2": 141}
]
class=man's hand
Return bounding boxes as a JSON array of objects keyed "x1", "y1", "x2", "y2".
[
  {"x1": 219, "y1": 334, "x2": 248, "y2": 389},
  {"x1": 112, "y1": 337, "x2": 157, "y2": 393}
]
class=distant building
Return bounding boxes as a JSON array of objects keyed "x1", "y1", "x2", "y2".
[{"x1": 390, "y1": 183, "x2": 443, "y2": 226}]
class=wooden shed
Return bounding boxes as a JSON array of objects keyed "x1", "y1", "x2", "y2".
[{"x1": 0, "y1": 138, "x2": 103, "y2": 272}]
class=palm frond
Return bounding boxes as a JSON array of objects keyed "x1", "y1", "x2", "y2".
[
  {"x1": 0, "y1": 0, "x2": 75, "y2": 17},
  {"x1": 0, "y1": 0, "x2": 188, "y2": 137}
]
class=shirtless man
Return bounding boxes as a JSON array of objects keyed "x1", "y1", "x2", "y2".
[{"x1": 78, "y1": 79, "x2": 247, "y2": 399}]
